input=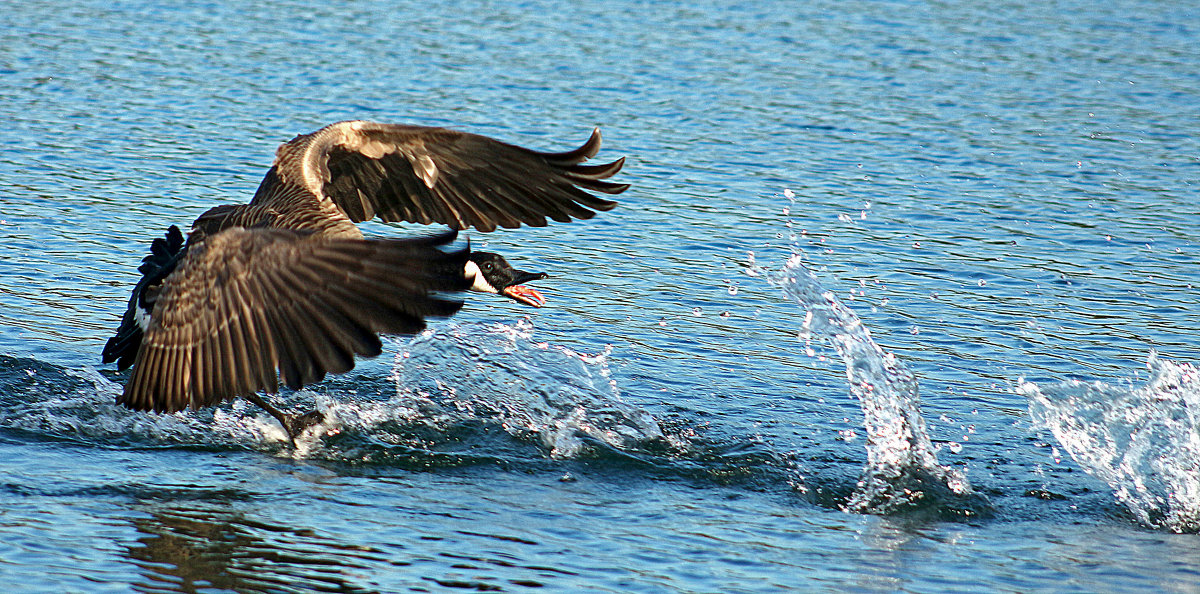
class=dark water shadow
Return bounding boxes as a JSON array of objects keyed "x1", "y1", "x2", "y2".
[{"x1": 123, "y1": 503, "x2": 387, "y2": 594}]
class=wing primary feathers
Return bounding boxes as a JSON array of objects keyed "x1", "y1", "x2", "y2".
[
  {"x1": 570, "y1": 179, "x2": 630, "y2": 196},
  {"x1": 533, "y1": 127, "x2": 603, "y2": 165},
  {"x1": 252, "y1": 122, "x2": 627, "y2": 232},
  {"x1": 562, "y1": 157, "x2": 626, "y2": 181}
]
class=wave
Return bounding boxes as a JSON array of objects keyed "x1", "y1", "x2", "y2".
[{"x1": 1021, "y1": 354, "x2": 1200, "y2": 533}]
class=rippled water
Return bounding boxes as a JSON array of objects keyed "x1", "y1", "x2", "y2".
[{"x1": 3, "y1": 0, "x2": 1200, "y2": 591}]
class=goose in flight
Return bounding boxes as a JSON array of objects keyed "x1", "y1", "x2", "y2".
[{"x1": 101, "y1": 120, "x2": 628, "y2": 440}]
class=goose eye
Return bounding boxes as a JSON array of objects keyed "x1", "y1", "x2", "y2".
[{"x1": 482, "y1": 262, "x2": 494, "y2": 271}]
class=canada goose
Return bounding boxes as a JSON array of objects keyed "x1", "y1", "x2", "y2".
[{"x1": 102, "y1": 121, "x2": 627, "y2": 439}]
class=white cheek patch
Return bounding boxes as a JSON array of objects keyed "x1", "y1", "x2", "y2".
[{"x1": 464, "y1": 260, "x2": 498, "y2": 294}]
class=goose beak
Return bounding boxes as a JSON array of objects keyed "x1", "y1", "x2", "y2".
[
  {"x1": 501, "y1": 270, "x2": 548, "y2": 307},
  {"x1": 503, "y1": 285, "x2": 546, "y2": 308},
  {"x1": 502, "y1": 270, "x2": 548, "y2": 307}
]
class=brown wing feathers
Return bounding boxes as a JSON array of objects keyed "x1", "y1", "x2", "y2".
[
  {"x1": 530, "y1": 127, "x2": 630, "y2": 194},
  {"x1": 119, "y1": 229, "x2": 467, "y2": 413},
  {"x1": 266, "y1": 123, "x2": 628, "y2": 233}
]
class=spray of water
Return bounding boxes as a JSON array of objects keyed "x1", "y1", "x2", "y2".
[
  {"x1": 1021, "y1": 354, "x2": 1200, "y2": 532},
  {"x1": 767, "y1": 253, "x2": 984, "y2": 516},
  {"x1": 390, "y1": 319, "x2": 671, "y2": 458}
]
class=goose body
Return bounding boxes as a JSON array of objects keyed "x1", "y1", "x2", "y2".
[{"x1": 102, "y1": 121, "x2": 627, "y2": 437}]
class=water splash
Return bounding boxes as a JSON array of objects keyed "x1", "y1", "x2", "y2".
[
  {"x1": 0, "y1": 333, "x2": 672, "y2": 463},
  {"x1": 1021, "y1": 354, "x2": 1200, "y2": 532},
  {"x1": 768, "y1": 254, "x2": 985, "y2": 517},
  {"x1": 0, "y1": 354, "x2": 306, "y2": 449},
  {"x1": 390, "y1": 319, "x2": 670, "y2": 458}
]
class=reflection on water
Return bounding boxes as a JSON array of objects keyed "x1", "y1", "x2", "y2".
[
  {"x1": 120, "y1": 491, "x2": 594, "y2": 592},
  {"x1": 127, "y1": 504, "x2": 389, "y2": 593}
]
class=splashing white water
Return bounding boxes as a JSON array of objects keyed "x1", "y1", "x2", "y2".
[
  {"x1": 1021, "y1": 354, "x2": 1200, "y2": 532},
  {"x1": 769, "y1": 254, "x2": 976, "y2": 514},
  {"x1": 390, "y1": 319, "x2": 668, "y2": 458},
  {"x1": 0, "y1": 363, "x2": 296, "y2": 447}
]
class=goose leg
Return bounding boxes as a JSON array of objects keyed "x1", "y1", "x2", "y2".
[{"x1": 244, "y1": 394, "x2": 324, "y2": 443}]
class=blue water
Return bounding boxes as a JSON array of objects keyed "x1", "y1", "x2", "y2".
[{"x1": 3, "y1": 0, "x2": 1200, "y2": 590}]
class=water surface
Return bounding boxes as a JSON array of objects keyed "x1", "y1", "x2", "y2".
[{"x1": 2, "y1": 0, "x2": 1199, "y2": 591}]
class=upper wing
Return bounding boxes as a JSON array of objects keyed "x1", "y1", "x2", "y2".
[
  {"x1": 118, "y1": 228, "x2": 468, "y2": 413},
  {"x1": 250, "y1": 121, "x2": 628, "y2": 233}
]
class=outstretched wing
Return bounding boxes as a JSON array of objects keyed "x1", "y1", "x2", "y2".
[
  {"x1": 119, "y1": 228, "x2": 468, "y2": 413},
  {"x1": 102, "y1": 225, "x2": 186, "y2": 371},
  {"x1": 251, "y1": 121, "x2": 628, "y2": 233}
]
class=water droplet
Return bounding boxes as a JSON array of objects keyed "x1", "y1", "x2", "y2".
[
  {"x1": 783, "y1": 188, "x2": 795, "y2": 199},
  {"x1": 692, "y1": 307, "x2": 702, "y2": 316}
]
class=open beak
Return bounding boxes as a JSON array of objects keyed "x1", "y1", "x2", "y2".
[
  {"x1": 503, "y1": 285, "x2": 546, "y2": 307},
  {"x1": 502, "y1": 270, "x2": 549, "y2": 308}
]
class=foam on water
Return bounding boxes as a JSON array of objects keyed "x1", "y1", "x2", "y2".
[
  {"x1": 1021, "y1": 354, "x2": 1200, "y2": 533},
  {"x1": 0, "y1": 354, "x2": 305, "y2": 449},
  {"x1": 766, "y1": 253, "x2": 985, "y2": 516},
  {"x1": 389, "y1": 319, "x2": 671, "y2": 458},
  {"x1": 0, "y1": 327, "x2": 673, "y2": 463}
]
